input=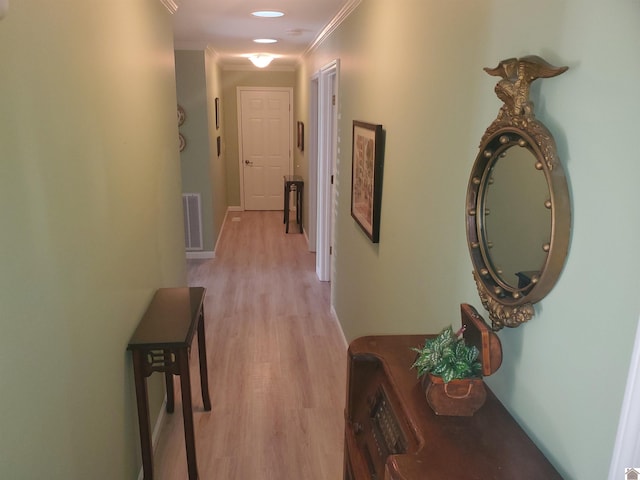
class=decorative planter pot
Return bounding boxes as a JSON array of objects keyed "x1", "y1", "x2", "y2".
[{"x1": 423, "y1": 373, "x2": 487, "y2": 417}]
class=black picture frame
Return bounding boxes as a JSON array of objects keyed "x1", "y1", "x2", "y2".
[
  {"x1": 297, "y1": 121, "x2": 304, "y2": 151},
  {"x1": 215, "y1": 97, "x2": 220, "y2": 130},
  {"x1": 216, "y1": 136, "x2": 221, "y2": 157},
  {"x1": 351, "y1": 120, "x2": 385, "y2": 243}
]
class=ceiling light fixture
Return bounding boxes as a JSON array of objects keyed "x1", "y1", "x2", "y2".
[
  {"x1": 248, "y1": 54, "x2": 274, "y2": 68},
  {"x1": 253, "y1": 38, "x2": 278, "y2": 44},
  {"x1": 251, "y1": 10, "x2": 284, "y2": 18}
]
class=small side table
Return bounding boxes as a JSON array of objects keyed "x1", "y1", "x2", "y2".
[
  {"x1": 283, "y1": 175, "x2": 304, "y2": 233},
  {"x1": 128, "y1": 287, "x2": 211, "y2": 480}
]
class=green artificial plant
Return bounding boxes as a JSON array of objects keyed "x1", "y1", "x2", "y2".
[{"x1": 411, "y1": 325, "x2": 482, "y2": 383}]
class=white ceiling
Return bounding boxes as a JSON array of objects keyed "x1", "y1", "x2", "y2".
[{"x1": 171, "y1": 0, "x2": 357, "y2": 69}]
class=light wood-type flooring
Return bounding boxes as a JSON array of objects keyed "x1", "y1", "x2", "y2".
[{"x1": 152, "y1": 210, "x2": 347, "y2": 479}]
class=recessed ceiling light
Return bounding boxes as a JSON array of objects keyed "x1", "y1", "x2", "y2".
[
  {"x1": 251, "y1": 10, "x2": 284, "y2": 18},
  {"x1": 254, "y1": 38, "x2": 278, "y2": 44}
]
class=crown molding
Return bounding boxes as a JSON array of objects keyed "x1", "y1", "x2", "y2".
[
  {"x1": 160, "y1": 0, "x2": 179, "y2": 14},
  {"x1": 303, "y1": 0, "x2": 361, "y2": 57},
  {"x1": 205, "y1": 45, "x2": 220, "y2": 60}
]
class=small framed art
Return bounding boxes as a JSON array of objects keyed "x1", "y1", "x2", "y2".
[
  {"x1": 297, "y1": 121, "x2": 304, "y2": 151},
  {"x1": 351, "y1": 120, "x2": 385, "y2": 243},
  {"x1": 215, "y1": 97, "x2": 221, "y2": 130}
]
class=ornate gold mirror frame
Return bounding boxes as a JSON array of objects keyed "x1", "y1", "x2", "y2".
[{"x1": 466, "y1": 56, "x2": 571, "y2": 330}]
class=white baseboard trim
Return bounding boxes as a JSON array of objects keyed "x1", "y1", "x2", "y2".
[
  {"x1": 187, "y1": 207, "x2": 238, "y2": 260},
  {"x1": 186, "y1": 251, "x2": 215, "y2": 260},
  {"x1": 137, "y1": 396, "x2": 168, "y2": 480},
  {"x1": 213, "y1": 209, "x2": 231, "y2": 254},
  {"x1": 330, "y1": 305, "x2": 348, "y2": 348}
]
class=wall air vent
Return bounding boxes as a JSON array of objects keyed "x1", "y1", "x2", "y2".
[{"x1": 182, "y1": 193, "x2": 203, "y2": 250}]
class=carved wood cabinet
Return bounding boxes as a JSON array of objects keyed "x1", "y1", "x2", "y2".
[{"x1": 343, "y1": 335, "x2": 562, "y2": 479}]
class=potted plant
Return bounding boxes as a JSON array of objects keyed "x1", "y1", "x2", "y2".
[{"x1": 411, "y1": 325, "x2": 486, "y2": 416}]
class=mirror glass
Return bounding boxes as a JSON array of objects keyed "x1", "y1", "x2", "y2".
[{"x1": 482, "y1": 144, "x2": 550, "y2": 291}]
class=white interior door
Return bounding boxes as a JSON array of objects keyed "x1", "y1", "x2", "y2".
[
  {"x1": 308, "y1": 75, "x2": 319, "y2": 252},
  {"x1": 239, "y1": 88, "x2": 292, "y2": 210},
  {"x1": 316, "y1": 60, "x2": 339, "y2": 282}
]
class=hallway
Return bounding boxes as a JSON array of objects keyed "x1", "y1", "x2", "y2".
[{"x1": 153, "y1": 211, "x2": 347, "y2": 479}]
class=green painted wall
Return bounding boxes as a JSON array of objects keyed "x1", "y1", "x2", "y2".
[
  {"x1": 220, "y1": 69, "x2": 296, "y2": 206},
  {"x1": 204, "y1": 50, "x2": 228, "y2": 245},
  {"x1": 301, "y1": 1, "x2": 640, "y2": 479},
  {"x1": 175, "y1": 50, "x2": 225, "y2": 253},
  {"x1": 0, "y1": 1, "x2": 186, "y2": 478}
]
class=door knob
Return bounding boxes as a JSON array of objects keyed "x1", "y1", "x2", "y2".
[{"x1": 244, "y1": 160, "x2": 253, "y2": 165}]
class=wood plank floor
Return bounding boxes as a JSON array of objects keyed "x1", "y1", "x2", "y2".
[{"x1": 152, "y1": 211, "x2": 347, "y2": 479}]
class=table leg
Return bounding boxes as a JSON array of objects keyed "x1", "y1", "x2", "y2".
[
  {"x1": 178, "y1": 347, "x2": 199, "y2": 480},
  {"x1": 197, "y1": 310, "x2": 211, "y2": 410},
  {"x1": 164, "y1": 350, "x2": 174, "y2": 413},
  {"x1": 285, "y1": 185, "x2": 290, "y2": 233},
  {"x1": 297, "y1": 185, "x2": 303, "y2": 232},
  {"x1": 295, "y1": 188, "x2": 299, "y2": 225},
  {"x1": 132, "y1": 350, "x2": 154, "y2": 480}
]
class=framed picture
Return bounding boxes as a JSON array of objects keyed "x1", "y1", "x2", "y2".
[
  {"x1": 351, "y1": 120, "x2": 385, "y2": 243},
  {"x1": 216, "y1": 136, "x2": 221, "y2": 157},
  {"x1": 177, "y1": 105, "x2": 186, "y2": 126},
  {"x1": 215, "y1": 97, "x2": 220, "y2": 130},
  {"x1": 297, "y1": 121, "x2": 304, "y2": 151}
]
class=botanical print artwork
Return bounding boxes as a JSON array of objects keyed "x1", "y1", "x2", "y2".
[
  {"x1": 351, "y1": 120, "x2": 383, "y2": 242},
  {"x1": 352, "y1": 128, "x2": 375, "y2": 232}
]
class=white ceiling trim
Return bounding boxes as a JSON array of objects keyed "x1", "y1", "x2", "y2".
[
  {"x1": 205, "y1": 45, "x2": 220, "y2": 61},
  {"x1": 303, "y1": 0, "x2": 361, "y2": 58},
  {"x1": 160, "y1": 0, "x2": 179, "y2": 15}
]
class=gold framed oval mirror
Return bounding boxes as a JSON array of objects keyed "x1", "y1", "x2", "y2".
[{"x1": 466, "y1": 56, "x2": 571, "y2": 330}]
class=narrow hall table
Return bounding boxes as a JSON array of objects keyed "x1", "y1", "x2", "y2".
[
  {"x1": 128, "y1": 287, "x2": 211, "y2": 480},
  {"x1": 283, "y1": 175, "x2": 304, "y2": 233}
]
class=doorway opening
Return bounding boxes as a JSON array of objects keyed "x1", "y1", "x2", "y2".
[
  {"x1": 315, "y1": 60, "x2": 339, "y2": 282},
  {"x1": 308, "y1": 75, "x2": 319, "y2": 252}
]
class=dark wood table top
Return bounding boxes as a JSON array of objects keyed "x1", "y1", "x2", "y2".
[
  {"x1": 347, "y1": 335, "x2": 562, "y2": 479},
  {"x1": 127, "y1": 287, "x2": 206, "y2": 350},
  {"x1": 283, "y1": 175, "x2": 303, "y2": 183}
]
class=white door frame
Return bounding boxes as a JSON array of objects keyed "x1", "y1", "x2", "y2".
[
  {"x1": 236, "y1": 86, "x2": 294, "y2": 211},
  {"x1": 316, "y1": 60, "x2": 339, "y2": 282},
  {"x1": 307, "y1": 74, "x2": 319, "y2": 252},
  {"x1": 608, "y1": 312, "x2": 640, "y2": 478}
]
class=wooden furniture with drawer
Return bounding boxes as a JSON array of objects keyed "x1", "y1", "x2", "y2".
[{"x1": 344, "y1": 326, "x2": 562, "y2": 478}]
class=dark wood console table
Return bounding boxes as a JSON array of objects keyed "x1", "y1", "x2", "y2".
[
  {"x1": 344, "y1": 335, "x2": 562, "y2": 479},
  {"x1": 128, "y1": 287, "x2": 211, "y2": 480}
]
